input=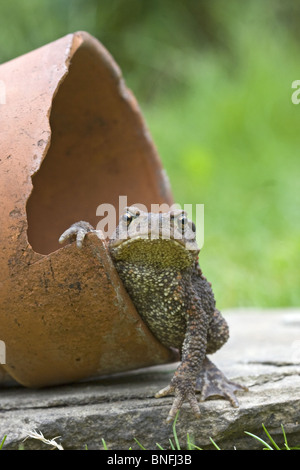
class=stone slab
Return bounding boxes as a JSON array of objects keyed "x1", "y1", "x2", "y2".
[{"x1": 1, "y1": 308, "x2": 300, "y2": 450}]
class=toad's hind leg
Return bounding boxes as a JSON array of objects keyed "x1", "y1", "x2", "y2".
[
  {"x1": 195, "y1": 357, "x2": 247, "y2": 407},
  {"x1": 195, "y1": 309, "x2": 247, "y2": 406}
]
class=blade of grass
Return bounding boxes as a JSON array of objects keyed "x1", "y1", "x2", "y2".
[
  {"x1": 169, "y1": 438, "x2": 175, "y2": 450},
  {"x1": 101, "y1": 438, "x2": 109, "y2": 450},
  {"x1": 244, "y1": 431, "x2": 273, "y2": 450},
  {"x1": 187, "y1": 432, "x2": 202, "y2": 450},
  {"x1": 209, "y1": 437, "x2": 221, "y2": 450},
  {"x1": 0, "y1": 435, "x2": 6, "y2": 450},
  {"x1": 156, "y1": 443, "x2": 165, "y2": 450},
  {"x1": 134, "y1": 438, "x2": 147, "y2": 450},
  {"x1": 188, "y1": 442, "x2": 203, "y2": 450},
  {"x1": 262, "y1": 423, "x2": 280, "y2": 450},
  {"x1": 281, "y1": 424, "x2": 290, "y2": 450},
  {"x1": 186, "y1": 433, "x2": 193, "y2": 450},
  {"x1": 172, "y1": 411, "x2": 181, "y2": 450}
]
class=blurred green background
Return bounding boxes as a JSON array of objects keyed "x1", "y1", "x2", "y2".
[{"x1": 1, "y1": 0, "x2": 299, "y2": 309}]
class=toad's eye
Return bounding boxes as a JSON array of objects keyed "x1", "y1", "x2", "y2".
[
  {"x1": 177, "y1": 214, "x2": 189, "y2": 232},
  {"x1": 123, "y1": 212, "x2": 133, "y2": 225},
  {"x1": 191, "y1": 221, "x2": 196, "y2": 233}
]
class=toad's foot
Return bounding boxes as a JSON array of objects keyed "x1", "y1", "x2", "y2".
[
  {"x1": 196, "y1": 357, "x2": 248, "y2": 407},
  {"x1": 155, "y1": 377, "x2": 201, "y2": 423},
  {"x1": 59, "y1": 221, "x2": 95, "y2": 248}
]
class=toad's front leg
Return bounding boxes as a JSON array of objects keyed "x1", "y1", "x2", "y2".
[
  {"x1": 155, "y1": 301, "x2": 208, "y2": 423},
  {"x1": 59, "y1": 221, "x2": 95, "y2": 248}
]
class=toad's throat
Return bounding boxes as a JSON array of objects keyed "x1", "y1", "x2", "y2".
[{"x1": 109, "y1": 237, "x2": 197, "y2": 269}]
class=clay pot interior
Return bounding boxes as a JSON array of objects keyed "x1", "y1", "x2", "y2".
[
  {"x1": 0, "y1": 32, "x2": 175, "y2": 387},
  {"x1": 26, "y1": 37, "x2": 170, "y2": 255}
]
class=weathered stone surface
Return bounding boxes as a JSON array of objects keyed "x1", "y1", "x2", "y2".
[{"x1": 1, "y1": 308, "x2": 300, "y2": 450}]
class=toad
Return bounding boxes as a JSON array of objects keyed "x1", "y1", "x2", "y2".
[{"x1": 59, "y1": 207, "x2": 246, "y2": 422}]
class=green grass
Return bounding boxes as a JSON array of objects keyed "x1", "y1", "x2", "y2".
[
  {"x1": 0, "y1": 0, "x2": 299, "y2": 309},
  {"x1": 101, "y1": 411, "x2": 222, "y2": 450},
  {"x1": 1, "y1": 419, "x2": 299, "y2": 450},
  {"x1": 132, "y1": 420, "x2": 300, "y2": 450},
  {"x1": 0, "y1": 435, "x2": 6, "y2": 450},
  {"x1": 245, "y1": 423, "x2": 300, "y2": 451},
  {"x1": 100, "y1": 417, "x2": 298, "y2": 450},
  {"x1": 141, "y1": 4, "x2": 300, "y2": 309}
]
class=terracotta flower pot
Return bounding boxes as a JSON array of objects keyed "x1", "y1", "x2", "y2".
[{"x1": 0, "y1": 32, "x2": 175, "y2": 387}]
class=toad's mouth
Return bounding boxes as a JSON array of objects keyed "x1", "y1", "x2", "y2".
[{"x1": 109, "y1": 233, "x2": 199, "y2": 254}]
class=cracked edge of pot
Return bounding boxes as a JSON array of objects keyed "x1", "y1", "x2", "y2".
[{"x1": 0, "y1": 32, "x2": 176, "y2": 386}]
